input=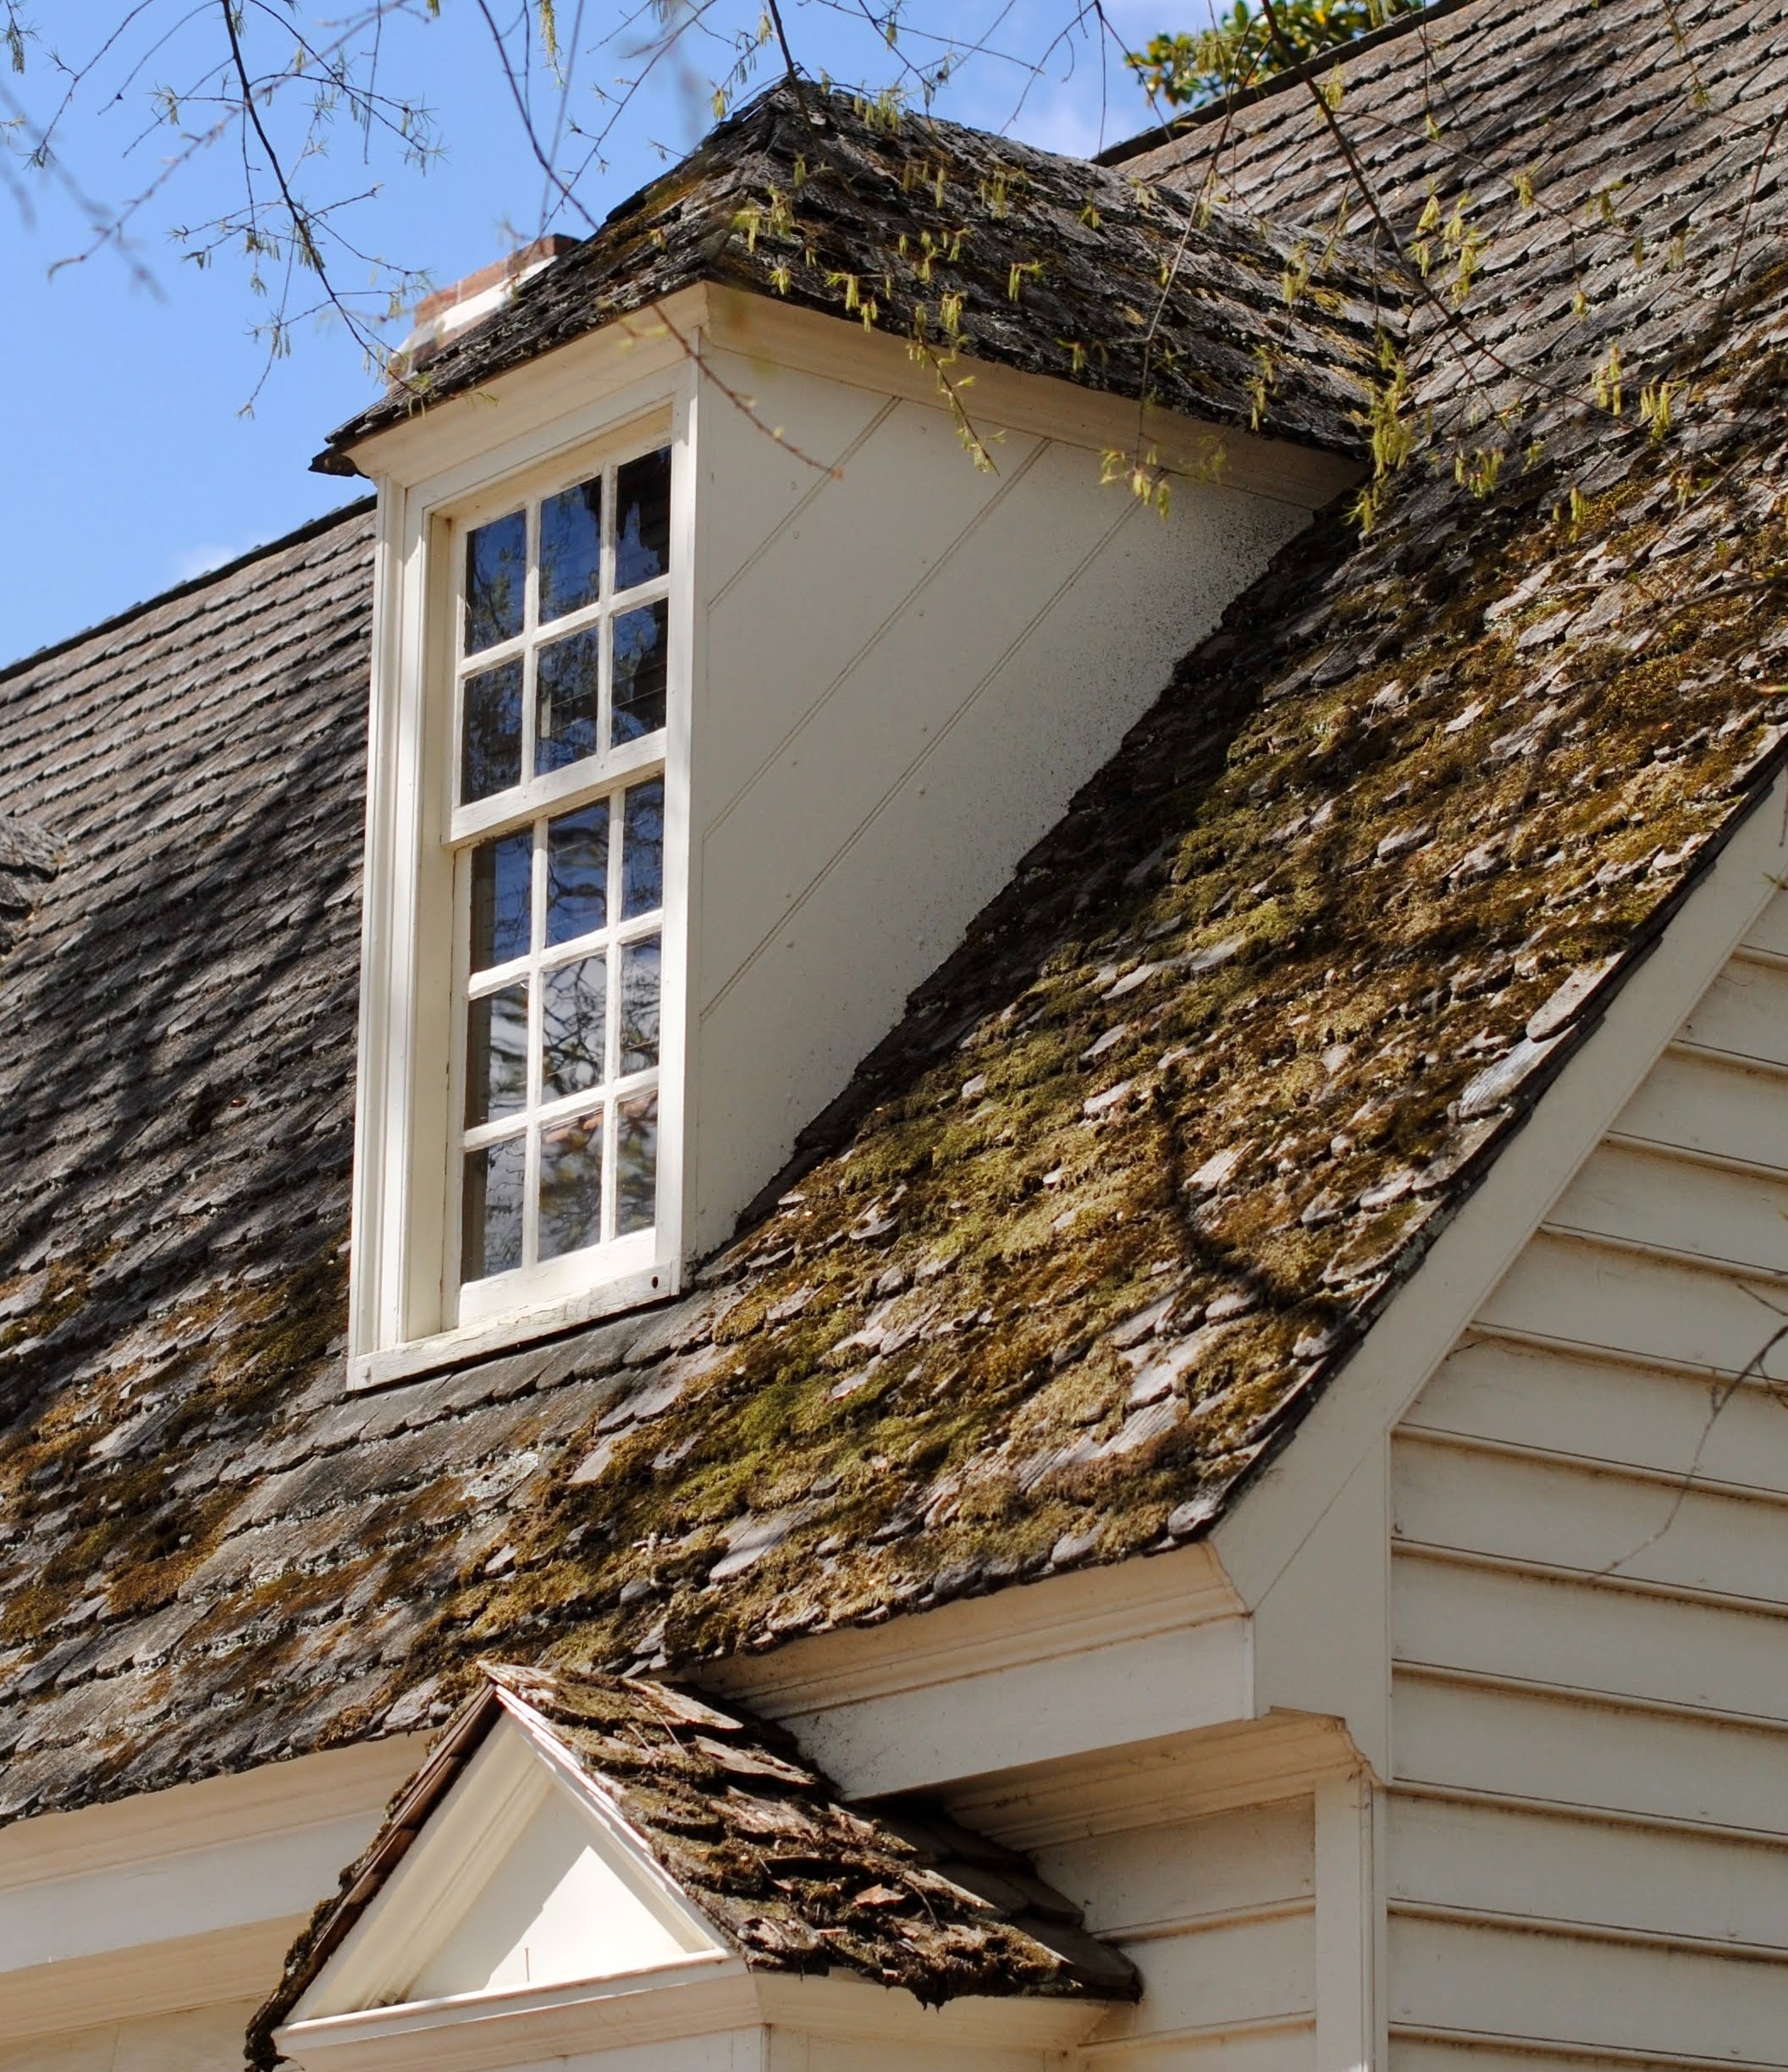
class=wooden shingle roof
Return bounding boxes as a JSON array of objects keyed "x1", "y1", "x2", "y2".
[{"x1": 4, "y1": 0, "x2": 1788, "y2": 1827}]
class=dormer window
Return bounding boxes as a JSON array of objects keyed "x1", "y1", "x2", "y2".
[{"x1": 449, "y1": 450, "x2": 673, "y2": 1322}]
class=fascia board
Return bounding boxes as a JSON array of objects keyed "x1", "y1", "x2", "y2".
[
  {"x1": 0, "y1": 1915, "x2": 305, "y2": 2043},
  {"x1": 333, "y1": 278, "x2": 1360, "y2": 513},
  {"x1": 338, "y1": 286, "x2": 710, "y2": 488},
  {"x1": 708, "y1": 1540, "x2": 1251, "y2": 1797},
  {"x1": 0, "y1": 1733, "x2": 426, "y2": 1891},
  {"x1": 1212, "y1": 766, "x2": 1788, "y2": 1612},
  {"x1": 701, "y1": 285, "x2": 1365, "y2": 511},
  {"x1": 275, "y1": 1954, "x2": 751, "y2": 2072},
  {"x1": 275, "y1": 1961, "x2": 1103, "y2": 2072}
]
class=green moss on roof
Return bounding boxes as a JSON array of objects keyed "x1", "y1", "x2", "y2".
[{"x1": 8, "y1": 0, "x2": 1788, "y2": 1825}]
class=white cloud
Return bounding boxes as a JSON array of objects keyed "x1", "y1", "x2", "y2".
[{"x1": 171, "y1": 540, "x2": 255, "y2": 583}]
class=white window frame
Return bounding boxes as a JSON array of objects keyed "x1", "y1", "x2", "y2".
[{"x1": 349, "y1": 366, "x2": 698, "y2": 1392}]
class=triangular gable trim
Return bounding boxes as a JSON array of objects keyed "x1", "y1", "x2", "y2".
[{"x1": 292, "y1": 1692, "x2": 720, "y2": 2022}]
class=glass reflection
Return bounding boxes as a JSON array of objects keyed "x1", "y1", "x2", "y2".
[
  {"x1": 470, "y1": 829, "x2": 533, "y2": 972},
  {"x1": 539, "y1": 477, "x2": 603, "y2": 623},
  {"x1": 616, "y1": 1090, "x2": 658, "y2": 1235},
  {"x1": 466, "y1": 983, "x2": 529, "y2": 1127},
  {"x1": 621, "y1": 778, "x2": 664, "y2": 918},
  {"x1": 461, "y1": 658, "x2": 524, "y2": 802},
  {"x1": 539, "y1": 1112, "x2": 604, "y2": 1259},
  {"x1": 542, "y1": 954, "x2": 607, "y2": 1100},
  {"x1": 620, "y1": 935, "x2": 660, "y2": 1074},
  {"x1": 611, "y1": 602, "x2": 667, "y2": 746},
  {"x1": 546, "y1": 801, "x2": 608, "y2": 945},
  {"x1": 535, "y1": 626, "x2": 601, "y2": 775},
  {"x1": 465, "y1": 510, "x2": 527, "y2": 654},
  {"x1": 462, "y1": 1134, "x2": 526, "y2": 1280},
  {"x1": 615, "y1": 449, "x2": 671, "y2": 591}
]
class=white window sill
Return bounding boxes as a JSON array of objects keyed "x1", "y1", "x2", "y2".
[{"x1": 348, "y1": 1259, "x2": 682, "y2": 1393}]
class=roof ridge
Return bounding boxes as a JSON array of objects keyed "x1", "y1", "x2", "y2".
[
  {"x1": 0, "y1": 494, "x2": 374, "y2": 688},
  {"x1": 1094, "y1": 0, "x2": 1484, "y2": 167}
]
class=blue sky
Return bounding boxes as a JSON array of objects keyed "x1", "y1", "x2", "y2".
[{"x1": 2, "y1": 1, "x2": 1170, "y2": 669}]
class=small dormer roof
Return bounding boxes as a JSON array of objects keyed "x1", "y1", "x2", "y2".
[
  {"x1": 317, "y1": 81, "x2": 1395, "y2": 471},
  {"x1": 248, "y1": 1661, "x2": 1134, "y2": 2065}
]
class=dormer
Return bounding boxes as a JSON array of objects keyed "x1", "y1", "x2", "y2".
[
  {"x1": 253, "y1": 1663, "x2": 1134, "y2": 2072},
  {"x1": 331, "y1": 86, "x2": 1383, "y2": 1388}
]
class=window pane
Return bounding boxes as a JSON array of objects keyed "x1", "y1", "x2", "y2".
[
  {"x1": 616, "y1": 1090, "x2": 658, "y2": 1235},
  {"x1": 462, "y1": 1134, "x2": 526, "y2": 1281},
  {"x1": 465, "y1": 510, "x2": 527, "y2": 655},
  {"x1": 466, "y1": 982, "x2": 529, "y2": 1127},
  {"x1": 470, "y1": 829, "x2": 533, "y2": 973},
  {"x1": 546, "y1": 800, "x2": 608, "y2": 945},
  {"x1": 539, "y1": 477, "x2": 603, "y2": 624},
  {"x1": 539, "y1": 1112, "x2": 604, "y2": 1260},
  {"x1": 461, "y1": 659, "x2": 524, "y2": 802},
  {"x1": 535, "y1": 625, "x2": 601, "y2": 775},
  {"x1": 620, "y1": 934, "x2": 660, "y2": 1074},
  {"x1": 542, "y1": 954, "x2": 607, "y2": 1101},
  {"x1": 611, "y1": 601, "x2": 668, "y2": 746},
  {"x1": 615, "y1": 448, "x2": 671, "y2": 592},
  {"x1": 621, "y1": 778, "x2": 664, "y2": 918}
]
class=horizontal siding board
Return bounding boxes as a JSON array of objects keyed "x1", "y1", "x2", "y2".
[
  {"x1": 1545, "y1": 1142, "x2": 1788, "y2": 1281},
  {"x1": 1038, "y1": 1801, "x2": 1314, "y2": 1940},
  {"x1": 1405, "y1": 1342, "x2": 1788, "y2": 1497},
  {"x1": 1392, "y1": 1436, "x2": 1788, "y2": 1606},
  {"x1": 1388, "y1": 1914, "x2": 1788, "y2": 2064},
  {"x1": 1393, "y1": 1674, "x2": 1788, "y2": 1833},
  {"x1": 1473, "y1": 1235, "x2": 1788, "y2": 1384},
  {"x1": 1393, "y1": 1554, "x2": 1788, "y2": 1723},
  {"x1": 1388, "y1": 1794, "x2": 1788, "y2": 1951},
  {"x1": 1079, "y1": 1912, "x2": 1314, "y2": 2042},
  {"x1": 1676, "y1": 958, "x2": 1788, "y2": 1072},
  {"x1": 1611, "y1": 1048, "x2": 1788, "y2": 1175},
  {"x1": 1741, "y1": 889, "x2": 1788, "y2": 961},
  {"x1": 1088, "y1": 2025, "x2": 1316, "y2": 2069}
]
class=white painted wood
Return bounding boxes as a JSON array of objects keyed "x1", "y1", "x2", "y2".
[
  {"x1": 0, "y1": 1736, "x2": 424, "y2": 2042},
  {"x1": 0, "y1": 2000, "x2": 262, "y2": 2072},
  {"x1": 1081, "y1": 2023, "x2": 1316, "y2": 2070},
  {"x1": 709, "y1": 1541, "x2": 1250, "y2": 1799},
  {"x1": 1609, "y1": 1044, "x2": 1788, "y2": 1177},
  {"x1": 1474, "y1": 1232, "x2": 1788, "y2": 1383},
  {"x1": 1388, "y1": 1793, "x2": 1788, "y2": 1952},
  {"x1": 684, "y1": 348, "x2": 1313, "y2": 1249},
  {"x1": 1315, "y1": 1772, "x2": 1378, "y2": 2072},
  {"x1": 1035, "y1": 1799, "x2": 1313, "y2": 1939},
  {"x1": 1074, "y1": 1909, "x2": 1315, "y2": 2049},
  {"x1": 1388, "y1": 1914, "x2": 1788, "y2": 2065},
  {"x1": 1393, "y1": 1434, "x2": 1788, "y2": 1608},
  {"x1": 298, "y1": 1714, "x2": 718, "y2": 2021},
  {"x1": 1251, "y1": 1440, "x2": 1391, "y2": 1777},
  {"x1": 1545, "y1": 1139, "x2": 1788, "y2": 1280},
  {"x1": 1391, "y1": 1668, "x2": 1788, "y2": 1834},
  {"x1": 1402, "y1": 1339, "x2": 1788, "y2": 1498},
  {"x1": 1675, "y1": 954, "x2": 1788, "y2": 1072}
]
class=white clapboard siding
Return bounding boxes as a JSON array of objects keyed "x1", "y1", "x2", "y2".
[
  {"x1": 1052, "y1": 1802, "x2": 1316, "y2": 2064},
  {"x1": 0, "y1": 2002, "x2": 261, "y2": 2072},
  {"x1": 1388, "y1": 892, "x2": 1788, "y2": 2066},
  {"x1": 1404, "y1": 1339, "x2": 1788, "y2": 1496}
]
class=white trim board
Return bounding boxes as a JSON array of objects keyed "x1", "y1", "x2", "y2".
[
  {"x1": 277, "y1": 1963, "x2": 1106, "y2": 2072},
  {"x1": 338, "y1": 283, "x2": 1361, "y2": 515}
]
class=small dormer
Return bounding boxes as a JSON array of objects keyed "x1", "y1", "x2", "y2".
[
  {"x1": 331, "y1": 86, "x2": 1382, "y2": 1387},
  {"x1": 253, "y1": 1664, "x2": 1134, "y2": 2071}
]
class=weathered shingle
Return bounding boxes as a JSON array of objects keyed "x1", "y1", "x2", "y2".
[
  {"x1": 324, "y1": 81, "x2": 1393, "y2": 463},
  {"x1": 246, "y1": 1660, "x2": 1135, "y2": 2065},
  {"x1": 5, "y1": 0, "x2": 1788, "y2": 1832}
]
